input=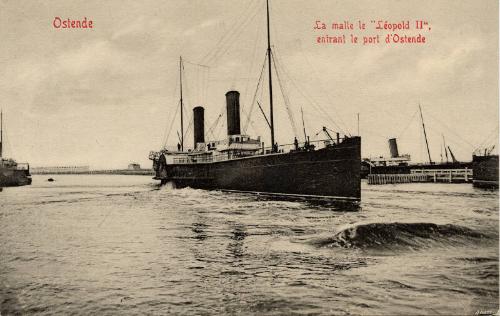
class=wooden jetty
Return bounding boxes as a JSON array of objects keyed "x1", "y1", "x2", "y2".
[
  {"x1": 411, "y1": 168, "x2": 472, "y2": 183},
  {"x1": 368, "y1": 168, "x2": 473, "y2": 185},
  {"x1": 368, "y1": 173, "x2": 427, "y2": 185}
]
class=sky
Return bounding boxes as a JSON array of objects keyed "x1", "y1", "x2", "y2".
[{"x1": 0, "y1": 0, "x2": 498, "y2": 169}]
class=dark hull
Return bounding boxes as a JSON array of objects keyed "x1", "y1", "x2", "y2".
[
  {"x1": 472, "y1": 155, "x2": 498, "y2": 188},
  {"x1": 156, "y1": 137, "x2": 361, "y2": 201},
  {"x1": 0, "y1": 168, "x2": 32, "y2": 187}
]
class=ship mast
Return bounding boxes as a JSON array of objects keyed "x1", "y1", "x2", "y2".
[
  {"x1": 419, "y1": 104, "x2": 432, "y2": 164},
  {"x1": 300, "y1": 107, "x2": 307, "y2": 142},
  {"x1": 180, "y1": 56, "x2": 184, "y2": 152},
  {"x1": 266, "y1": 0, "x2": 275, "y2": 152}
]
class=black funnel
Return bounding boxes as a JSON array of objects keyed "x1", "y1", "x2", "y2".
[
  {"x1": 193, "y1": 106, "x2": 205, "y2": 146},
  {"x1": 226, "y1": 91, "x2": 241, "y2": 135},
  {"x1": 388, "y1": 138, "x2": 399, "y2": 158}
]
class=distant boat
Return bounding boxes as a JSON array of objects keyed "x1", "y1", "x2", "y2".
[
  {"x1": 148, "y1": 0, "x2": 361, "y2": 201},
  {"x1": 472, "y1": 146, "x2": 498, "y2": 189},
  {"x1": 0, "y1": 110, "x2": 32, "y2": 187},
  {"x1": 362, "y1": 137, "x2": 471, "y2": 178},
  {"x1": 362, "y1": 106, "x2": 473, "y2": 177}
]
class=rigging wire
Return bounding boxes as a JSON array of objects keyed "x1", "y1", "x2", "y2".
[
  {"x1": 253, "y1": 71, "x2": 267, "y2": 137},
  {"x1": 1, "y1": 120, "x2": 14, "y2": 157},
  {"x1": 162, "y1": 100, "x2": 180, "y2": 148},
  {"x1": 271, "y1": 51, "x2": 298, "y2": 138},
  {"x1": 181, "y1": 62, "x2": 191, "y2": 111},
  {"x1": 424, "y1": 109, "x2": 475, "y2": 148},
  {"x1": 181, "y1": 62, "x2": 207, "y2": 148},
  {"x1": 183, "y1": 59, "x2": 210, "y2": 106},
  {"x1": 207, "y1": 113, "x2": 223, "y2": 140},
  {"x1": 200, "y1": 0, "x2": 261, "y2": 66},
  {"x1": 198, "y1": 0, "x2": 257, "y2": 64},
  {"x1": 160, "y1": 69, "x2": 180, "y2": 148},
  {"x1": 420, "y1": 122, "x2": 475, "y2": 161},
  {"x1": 239, "y1": 49, "x2": 265, "y2": 136},
  {"x1": 160, "y1": 1, "x2": 263, "y2": 146},
  {"x1": 203, "y1": 67, "x2": 209, "y2": 106},
  {"x1": 474, "y1": 125, "x2": 499, "y2": 151},
  {"x1": 241, "y1": 6, "x2": 264, "y2": 115},
  {"x1": 183, "y1": 60, "x2": 210, "y2": 68},
  {"x1": 272, "y1": 47, "x2": 346, "y2": 134},
  {"x1": 209, "y1": 5, "x2": 262, "y2": 67},
  {"x1": 298, "y1": 46, "x2": 351, "y2": 135},
  {"x1": 215, "y1": 113, "x2": 225, "y2": 140},
  {"x1": 182, "y1": 113, "x2": 194, "y2": 147},
  {"x1": 196, "y1": 66, "x2": 200, "y2": 104},
  {"x1": 396, "y1": 109, "x2": 418, "y2": 139},
  {"x1": 213, "y1": 104, "x2": 227, "y2": 139},
  {"x1": 243, "y1": 54, "x2": 268, "y2": 133}
]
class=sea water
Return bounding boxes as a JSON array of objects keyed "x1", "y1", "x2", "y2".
[{"x1": 1, "y1": 175, "x2": 498, "y2": 315}]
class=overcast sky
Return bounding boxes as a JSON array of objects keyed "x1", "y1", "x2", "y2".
[{"x1": 0, "y1": 0, "x2": 498, "y2": 169}]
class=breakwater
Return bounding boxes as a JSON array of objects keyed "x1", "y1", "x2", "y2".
[{"x1": 31, "y1": 169, "x2": 154, "y2": 176}]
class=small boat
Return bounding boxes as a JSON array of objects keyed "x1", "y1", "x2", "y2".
[{"x1": 0, "y1": 110, "x2": 32, "y2": 187}]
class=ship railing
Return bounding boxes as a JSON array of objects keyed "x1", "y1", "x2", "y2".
[
  {"x1": 173, "y1": 156, "x2": 215, "y2": 164},
  {"x1": 172, "y1": 157, "x2": 191, "y2": 164},
  {"x1": 262, "y1": 138, "x2": 341, "y2": 154},
  {"x1": 163, "y1": 145, "x2": 195, "y2": 152},
  {"x1": 168, "y1": 138, "x2": 344, "y2": 164}
]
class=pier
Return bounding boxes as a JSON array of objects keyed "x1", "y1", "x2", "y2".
[
  {"x1": 411, "y1": 168, "x2": 472, "y2": 183},
  {"x1": 86, "y1": 169, "x2": 154, "y2": 176},
  {"x1": 368, "y1": 168, "x2": 473, "y2": 185},
  {"x1": 368, "y1": 173, "x2": 427, "y2": 185},
  {"x1": 31, "y1": 168, "x2": 154, "y2": 176}
]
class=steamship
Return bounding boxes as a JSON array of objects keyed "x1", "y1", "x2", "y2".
[
  {"x1": 362, "y1": 137, "x2": 471, "y2": 177},
  {"x1": 0, "y1": 111, "x2": 32, "y2": 187},
  {"x1": 149, "y1": 1, "x2": 361, "y2": 201},
  {"x1": 362, "y1": 106, "x2": 474, "y2": 177}
]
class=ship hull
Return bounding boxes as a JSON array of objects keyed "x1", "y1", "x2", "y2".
[
  {"x1": 0, "y1": 168, "x2": 32, "y2": 187},
  {"x1": 155, "y1": 137, "x2": 361, "y2": 201},
  {"x1": 472, "y1": 155, "x2": 499, "y2": 188}
]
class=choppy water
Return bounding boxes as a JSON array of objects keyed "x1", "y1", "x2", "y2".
[{"x1": 1, "y1": 175, "x2": 498, "y2": 315}]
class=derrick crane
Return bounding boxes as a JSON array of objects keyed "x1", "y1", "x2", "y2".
[
  {"x1": 322, "y1": 126, "x2": 334, "y2": 142},
  {"x1": 447, "y1": 146, "x2": 458, "y2": 163}
]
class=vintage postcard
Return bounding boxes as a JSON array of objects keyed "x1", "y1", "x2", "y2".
[{"x1": 0, "y1": 0, "x2": 498, "y2": 315}]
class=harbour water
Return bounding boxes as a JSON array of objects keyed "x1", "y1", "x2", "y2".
[{"x1": 1, "y1": 175, "x2": 498, "y2": 315}]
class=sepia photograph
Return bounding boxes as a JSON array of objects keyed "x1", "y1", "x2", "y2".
[{"x1": 0, "y1": 0, "x2": 498, "y2": 314}]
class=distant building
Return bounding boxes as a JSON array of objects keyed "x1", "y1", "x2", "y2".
[{"x1": 128, "y1": 163, "x2": 141, "y2": 170}]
